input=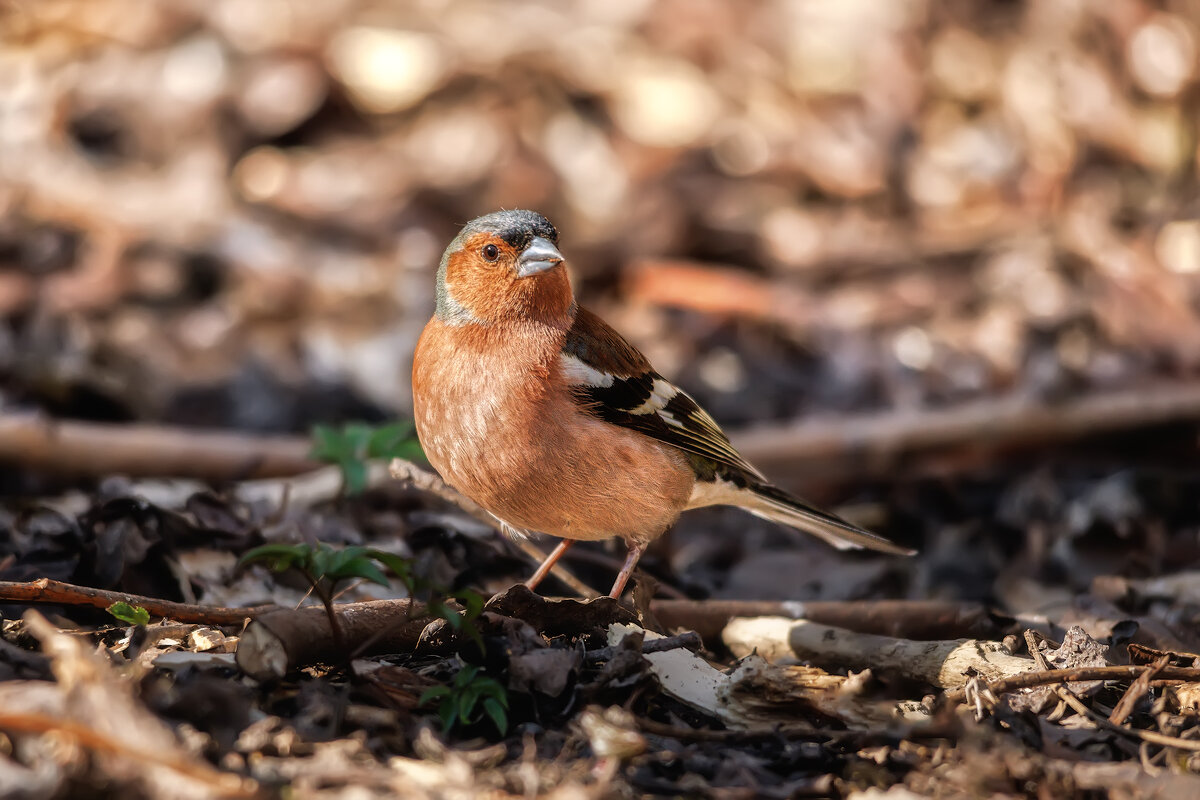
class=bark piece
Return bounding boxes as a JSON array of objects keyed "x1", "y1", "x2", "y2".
[{"x1": 236, "y1": 600, "x2": 431, "y2": 681}]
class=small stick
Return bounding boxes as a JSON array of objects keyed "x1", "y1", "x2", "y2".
[
  {"x1": 390, "y1": 458, "x2": 596, "y2": 598},
  {"x1": 8, "y1": 375, "x2": 1200, "y2": 488},
  {"x1": 0, "y1": 413, "x2": 314, "y2": 480},
  {"x1": 585, "y1": 631, "x2": 703, "y2": 663},
  {"x1": 1109, "y1": 654, "x2": 1171, "y2": 726},
  {"x1": 732, "y1": 380, "x2": 1200, "y2": 479},
  {"x1": 635, "y1": 716, "x2": 825, "y2": 742},
  {"x1": 1053, "y1": 685, "x2": 1200, "y2": 752},
  {"x1": 653, "y1": 598, "x2": 1000, "y2": 642},
  {"x1": 947, "y1": 664, "x2": 1200, "y2": 704},
  {"x1": 0, "y1": 578, "x2": 267, "y2": 625},
  {"x1": 984, "y1": 665, "x2": 1200, "y2": 696}
]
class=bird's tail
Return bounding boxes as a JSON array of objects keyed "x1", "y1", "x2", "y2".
[{"x1": 696, "y1": 480, "x2": 914, "y2": 555}]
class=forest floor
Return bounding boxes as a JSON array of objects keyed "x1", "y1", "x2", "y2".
[{"x1": 4, "y1": 1, "x2": 1200, "y2": 797}]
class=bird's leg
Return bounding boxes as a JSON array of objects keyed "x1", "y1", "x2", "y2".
[
  {"x1": 608, "y1": 543, "x2": 645, "y2": 599},
  {"x1": 525, "y1": 539, "x2": 574, "y2": 591}
]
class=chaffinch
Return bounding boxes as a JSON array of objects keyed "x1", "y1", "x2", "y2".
[{"x1": 412, "y1": 210, "x2": 912, "y2": 599}]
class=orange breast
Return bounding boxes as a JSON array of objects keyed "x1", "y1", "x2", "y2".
[{"x1": 412, "y1": 317, "x2": 694, "y2": 544}]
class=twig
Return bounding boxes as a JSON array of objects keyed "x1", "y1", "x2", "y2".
[
  {"x1": 0, "y1": 413, "x2": 314, "y2": 480},
  {"x1": 652, "y1": 599, "x2": 1002, "y2": 643},
  {"x1": 0, "y1": 578, "x2": 269, "y2": 625},
  {"x1": 732, "y1": 380, "x2": 1200, "y2": 479},
  {"x1": 9, "y1": 378, "x2": 1200, "y2": 490},
  {"x1": 1053, "y1": 685, "x2": 1200, "y2": 752},
  {"x1": 969, "y1": 632, "x2": 1200, "y2": 752},
  {"x1": 510, "y1": 539, "x2": 598, "y2": 599},
  {"x1": 635, "y1": 716, "x2": 824, "y2": 742},
  {"x1": 1024, "y1": 629, "x2": 1052, "y2": 670},
  {"x1": 1109, "y1": 655, "x2": 1171, "y2": 726},
  {"x1": 389, "y1": 458, "x2": 596, "y2": 598},
  {"x1": 585, "y1": 630, "x2": 703, "y2": 663},
  {"x1": 634, "y1": 716, "x2": 957, "y2": 746},
  {"x1": 982, "y1": 665, "x2": 1200, "y2": 697},
  {"x1": 947, "y1": 664, "x2": 1200, "y2": 704},
  {"x1": 0, "y1": 712, "x2": 256, "y2": 796}
]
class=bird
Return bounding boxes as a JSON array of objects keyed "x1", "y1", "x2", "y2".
[{"x1": 412, "y1": 210, "x2": 912, "y2": 599}]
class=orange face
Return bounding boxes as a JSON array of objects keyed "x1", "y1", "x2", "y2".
[{"x1": 440, "y1": 230, "x2": 574, "y2": 326}]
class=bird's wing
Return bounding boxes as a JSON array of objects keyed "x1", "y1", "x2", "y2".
[
  {"x1": 560, "y1": 307, "x2": 766, "y2": 480},
  {"x1": 560, "y1": 307, "x2": 913, "y2": 557}
]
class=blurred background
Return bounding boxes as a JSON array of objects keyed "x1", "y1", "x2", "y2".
[{"x1": 2, "y1": 0, "x2": 1200, "y2": 602}]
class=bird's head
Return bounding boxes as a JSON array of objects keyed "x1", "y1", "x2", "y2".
[{"x1": 435, "y1": 210, "x2": 575, "y2": 327}]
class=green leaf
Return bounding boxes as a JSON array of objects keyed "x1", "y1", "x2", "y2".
[
  {"x1": 390, "y1": 439, "x2": 426, "y2": 461},
  {"x1": 425, "y1": 598, "x2": 451, "y2": 621},
  {"x1": 454, "y1": 589, "x2": 484, "y2": 622},
  {"x1": 343, "y1": 423, "x2": 374, "y2": 452},
  {"x1": 366, "y1": 550, "x2": 414, "y2": 586},
  {"x1": 458, "y1": 690, "x2": 480, "y2": 724},
  {"x1": 107, "y1": 601, "x2": 150, "y2": 626},
  {"x1": 418, "y1": 686, "x2": 450, "y2": 706},
  {"x1": 438, "y1": 700, "x2": 458, "y2": 732},
  {"x1": 312, "y1": 421, "x2": 425, "y2": 498},
  {"x1": 310, "y1": 425, "x2": 352, "y2": 462},
  {"x1": 320, "y1": 545, "x2": 366, "y2": 574},
  {"x1": 307, "y1": 543, "x2": 335, "y2": 578},
  {"x1": 238, "y1": 543, "x2": 312, "y2": 572},
  {"x1": 365, "y1": 422, "x2": 414, "y2": 459},
  {"x1": 482, "y1": 697, "x2": 508, "y2": 735},
  {"x1": 340, "y1": 458, "x2": 369, "y2": 495},
  {"x1": 419, "y1": 666, "x2": 508, "y2": 734},
  {"x1": 460, "y1": 680, "x2": 484, "y2": 713},
  {"x1": 480, "y1": 680, "x2": 507, "y2": 705},
  {"x1": 326, "y1": 556, "x2": 391, "y2": 588}
]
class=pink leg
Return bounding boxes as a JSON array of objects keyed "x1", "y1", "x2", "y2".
[
  {"x1": 525, "y1": 539, "x2": 575, "y2": 591},
  {"x1": 608, "y1": 543, "x2": 645, "y2": 599}
]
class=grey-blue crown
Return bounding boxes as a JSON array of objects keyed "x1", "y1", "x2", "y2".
[{"x1": 461, "y1": 210, "x2": 558, "y2": 251}]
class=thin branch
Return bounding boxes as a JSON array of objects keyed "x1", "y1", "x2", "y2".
[
  {"x1": 987, "y1": 665, "x2": 1200, "y2": 695},
  {"x1": 0, "y1": 413, "x2": 314, "y2": 480},
  {"x1": 653, "y1": 598, "x2": 1001, "y2": 643},
  {"x1": 1109, "y1": 654, "x2": 1171, "y2": 726},
  {"x1": 585, "y1": 630, "x2": 703, "y2": 663},
  {"x1": 0, "y1": 578, "x2": 268, "y2": 625},
  {"x1": 946, "y1": 663, "x2": 1200, "y2": 704},
  {"x1": 1053, "y1": 685, "x2": 1200, "y2": 753},
  {"x1": 732, "y1": 380, "x2": 1200, "y2": 478},
  {"x1": 390, "y1": 458, "x2": 597, "y2": 598},
  {"x1": 8, "y1": 380, "x2": 1200, "y2": 488},
  {"x1": 635, "y1": 716, "x2": 826, "y2": 742}
]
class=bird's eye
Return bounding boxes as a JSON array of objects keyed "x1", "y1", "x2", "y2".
[{"x1": 481, "y1": 244, "x2": 500, "y2": 262}]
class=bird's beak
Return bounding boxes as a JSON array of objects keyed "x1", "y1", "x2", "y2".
[{"x1": 517, "y1": 237, "x2": 564, "y2": 277}]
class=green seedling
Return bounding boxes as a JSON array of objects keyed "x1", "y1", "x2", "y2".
[
  {"x1": 239, "y1": 542, "x2": 396, "y2": 653},
  {"x1": 310, "y1": 421, "x2": 425, "y2": 495},
  {"x1": 420, "y1": 663, "x2": 509, "y2": 736},
  {"x1": 238, "y1": 543, "x2": 487, "y2": 662}
]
